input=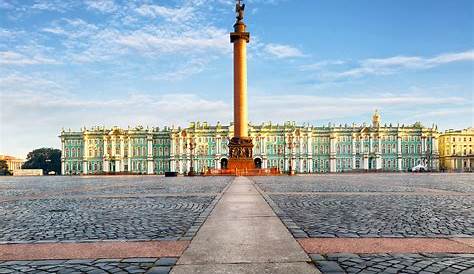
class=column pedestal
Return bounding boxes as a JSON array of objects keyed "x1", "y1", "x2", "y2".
[{"x1": 227, "y1": 137, "x2": 255, "y2": 170}]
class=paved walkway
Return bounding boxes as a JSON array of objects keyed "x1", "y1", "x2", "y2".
[{"x1": 172, "y1": 177, "x2": 318, "y2": 273}]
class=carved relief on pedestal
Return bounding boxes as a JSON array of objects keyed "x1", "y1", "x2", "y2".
[{"x1": 228, "y1": 137, "x2": 253, "y2": 160}]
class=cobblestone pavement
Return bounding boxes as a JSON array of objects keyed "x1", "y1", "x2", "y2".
[
  {"x1": 310, "y1": 253, "x2": 474, "y2": 274},
  {"x1": 268, "y1": 194, "x2": 473, "y2": 238},
  {"x1": 254, "y1": 174, "x2": 474, "y2": 238},
  {"x1": 0, "y1": 257, "x2": 177, "y2": 274},
  {"x1": 0, "y1": 177, "x2": 232, "y2": 199},
  {"x1": 0, "y1": 196, "x2": 214, "y2": 242},
  {"x1": 255, "y1": 173, "x2": 474, "y2": 193},
  {"x1": 0, "y1": 177, "x2": 233, "y2": 243}
]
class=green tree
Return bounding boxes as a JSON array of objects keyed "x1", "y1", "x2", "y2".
[
  {"x1": 0, "y1": 160, "x2": 9, "y2": 175},
  {"x1": 22, "y1": 148, "x2": 62, "y2": 175}
]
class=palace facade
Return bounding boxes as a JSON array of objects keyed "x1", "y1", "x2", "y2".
[
  {"x1": 60, "y1": 112, "x2": 440, "y2": 175},
  {"x1": 438, "y1": 128, "x2": 473, "y2": 172}
]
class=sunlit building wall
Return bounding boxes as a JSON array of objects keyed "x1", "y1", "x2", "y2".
[{"x1": 438, "y1": 128, "x2": 474, "y2": 171}]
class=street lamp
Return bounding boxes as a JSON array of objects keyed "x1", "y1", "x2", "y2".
[
  {"x1": 287, "y1": 135, "x2": 296, "y2": 175},
  {"x1": 45, "y1": 158, "x2": 51, "y2": 175},
  {"x1": 184, "y1": 138, "x2": 196, "y2": 176}
]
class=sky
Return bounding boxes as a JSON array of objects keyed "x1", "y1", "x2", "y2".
[{"x1": 0, "y1": 0, "x2": 473, "y2": 158}]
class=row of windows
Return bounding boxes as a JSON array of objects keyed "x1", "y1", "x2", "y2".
[
  {"x1": 447, "y1": 149, "x2": 473, "y2": 155},
  {"x1": 65, "y1": 139, "x2": 82, "y2": 146},
  {"x1": 447, "y1": 137, "x2": 472, "y2": 142},
  {"x1": 85, "y1": 138, "x2": 169, "y2": 146}
]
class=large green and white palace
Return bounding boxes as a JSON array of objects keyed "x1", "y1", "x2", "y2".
[{"x1": 59, "y1": 111, "x2": 439, "y2": 175}]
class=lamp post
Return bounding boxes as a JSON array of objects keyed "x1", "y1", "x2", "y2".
[
  {"x1": 185, "y1": 138, "x2": 196, "y2": 176},
  {"x1": 45, "y1": 158, "x2": 51, "y2": 175},
  {"x1": 288, "y1": 135, "x2": 295, "y2": 175}
]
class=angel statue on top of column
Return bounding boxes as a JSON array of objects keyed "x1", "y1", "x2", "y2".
[{"x1": 236, "y1": 0, "x2": 245, "y2": 22}]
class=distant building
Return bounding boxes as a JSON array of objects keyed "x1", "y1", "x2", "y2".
[
  {"x1": 59, "y1": 111, "x2": 440, "y2": 175},
  {"x1": 438, "y1": 128, "x2": 474, "y2": 172},
  {"x1": 0, "y1": 155, "x2": 25, "y2": 173},
  {"x1": 13, "y1": 169, "x2": 43, "y2": 176}
]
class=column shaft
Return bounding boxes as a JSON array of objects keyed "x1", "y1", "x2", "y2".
[{"x1": 233, "y1": 39, "x2": 248, "y2": 138}]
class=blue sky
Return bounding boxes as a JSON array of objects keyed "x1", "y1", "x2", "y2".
[{"x1": 0, "y1": 0, "x2": 473, "y2": 157}]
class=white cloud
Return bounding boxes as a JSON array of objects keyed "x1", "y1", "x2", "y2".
[
  {"x1": 0, "y1": 51, "x2": 59, "y2": 65},
  {"x1": 250, "y1": 94, "x2": 467, "y2": 121},
  {"x1": 116, "y1": 27, "x2": 230, "y2": 55},
  {"x1": 30, "y1": 0, "x2": 76, "y2": 12},
  {"x1": 304, "y1": 50, "x2": 474, "y2": 81},
  {"x1": 84, "y1": 0, "x2": 117, "y2": 13},
  {"x1": 264, "y1": 43, "x2": 304, "y2": 58},
  {"x1": 152, "y1": 58, "x2": 210, "y2": 81},
  {"x1": 300, "y1": 60, "x2": 345, "y2": 71},
  {"x1": 135, "y1": 4, "x2": 195, "y2": 23}
]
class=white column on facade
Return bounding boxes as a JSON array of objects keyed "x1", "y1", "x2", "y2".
[
  {"x1": 111, "y1": 137, "x2": 116, "y2": 157},
  {"x1": 170, "y1": 160, "x2": 175, "y2": 172},
  {"x1": 170, "y1": 135, "x2": 176, "y2": 172},
  {"x1": 397, "y1": 136, "x2": 403, "y2": 171},
  {"x1": 363, "y1": 155, "x2": 369, "y2": 170},
  {"x1": 120, "y1": 137, "x2": 125, "y2": 172},
  {"x1": 83, "y1": 161, "x2": 88, "y2": 174},
  {"x1": 352, "y1": 136, "x2": 356, "y2": 170},
  {"x1": 127, "y1": 137, "x2": 132, "y2": 173},
  {"x1": 147, "y1": 137, "x2": 153, "y2": 174},
  {"x1": 421, "y1": 136, "x2": 426, "y2": 155},
  {"x1": 263, "y1": 136, "x2": 266, "y2": 155},
  {"x1": 433, "y1": 136, "x2": 439, "y2": 171},
  {"x1": 376, "y1": 137, "x2": 382, "y2": 169},
  {"x1": 103, "y1": 138, "x2": 109, "y2": 172},
  {"x1": 369, "y1": 136, "x2": 373, "y2": 154},
  {"x1": 308, "y1": 136, "x2": 313, "y2": 155},
  {"x1": 329, "y1": 136, "x2": 336, "y2": 172},
  {"x1": 61, "y1": 139, "x2": 65, "y2": 175},
  {"x1": 308, "y1": 136, "x2": 313, "y2": 173}
]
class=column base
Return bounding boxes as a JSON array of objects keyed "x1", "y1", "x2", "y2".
[{"x1": 227, "y1": 137, "x2": 255, "y2": 170}]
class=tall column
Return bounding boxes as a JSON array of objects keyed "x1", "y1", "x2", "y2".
[
  {"x1": 232, "y1": 28, "x2": 248, "y2": 138},
  {"x1": 228, "y1": 1, "x2": 254, "y2": 171}
]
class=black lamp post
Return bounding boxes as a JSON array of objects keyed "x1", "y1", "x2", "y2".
[
  {"x1": 288, "y1": 135, "x2": 295, "y2": 175},
  {"x1": 185, "y1": 138, "x2": 196, "y2": 176}
]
